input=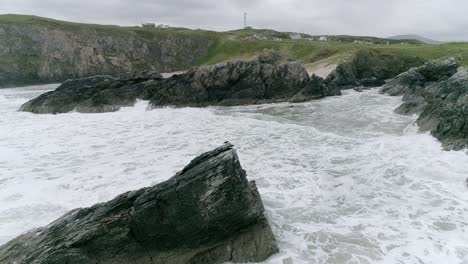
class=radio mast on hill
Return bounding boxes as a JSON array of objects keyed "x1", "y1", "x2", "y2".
[{"x1": 244, "y1": 12, "x2": 247, "y2": 28}]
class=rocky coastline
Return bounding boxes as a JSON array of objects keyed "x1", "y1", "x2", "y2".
[
  {"x1": 17, "y1": 49, "x2": 467, "y2": 151},
  {"x1": 19, "y1": 49, "x2": 424, "y2": 114},
  {"x1": 325, "y1": 49, "x2": 424, "y2": 90},
  {"x1": 19, "y1": 53, "x2": 341, "y2": 114},
  {"x1": 381, "y1": 58, "x2": 467, "y2": 150}
]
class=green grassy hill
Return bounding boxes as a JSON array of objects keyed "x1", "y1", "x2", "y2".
[
  {"x1": 1, "y1": 14, "x2": 468, "y2": 87},
  {"x1": 197, "y1": 34, "x2": 468, "y2": 67}
]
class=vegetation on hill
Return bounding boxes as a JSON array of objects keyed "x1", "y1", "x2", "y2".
[
  {"x1": 196, "y1": 37, "x2": 468, "y2": 68},
  {"x1": 0, "y1": 14, "x2": 217, "y2": 37},
  {"x1": 0, "y1": 14, "x2": 218, "y2": 87},
  {"x1": 388, "y1": 34, "x2": 442, "y2": 45},
  {"x1": 1, "y1": 14, "x2": 468, "y2": 87}
]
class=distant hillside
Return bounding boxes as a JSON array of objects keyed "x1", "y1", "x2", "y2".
[
  {"x1": 313, "y1": 35, "x2": 424, "y2": 45},
  {"x1": 0, "y1": 14, "x2": 217, "y2": 87},
  {"x1": 225, "y1": 28, "x2": 422, "y2": 44},
  {"x1": 388, "y1": 34, "x2": 442, "y2": 45},
  {"x1": 1, "y1": 14, "x2": 468, "y2": 87}
]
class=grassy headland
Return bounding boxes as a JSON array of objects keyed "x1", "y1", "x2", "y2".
[
  {"x1": 196, "y1": 37, "x2": 468, "y2": 68},
  {"x1": 1, "y1": 14, "x2": 468, "y2": 86}
]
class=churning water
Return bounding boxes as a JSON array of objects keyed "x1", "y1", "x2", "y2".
[{"x1": 0, "y1": 85, "x2": 467, "y2": 264}]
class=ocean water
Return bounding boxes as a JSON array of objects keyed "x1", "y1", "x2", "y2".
[{"x1": 0, "y1": 85, "x2": 467, "y2": 264}]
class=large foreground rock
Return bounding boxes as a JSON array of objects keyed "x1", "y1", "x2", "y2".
[
  {"x1": 0, "y1": 143, "x2": 279, "y2": 264},
  {"x1": 380, "y1": 58, "x2": 467, "y2": 150},
  {"x1": 20, "y1": 55, "x2": 340, "y2": 114}
]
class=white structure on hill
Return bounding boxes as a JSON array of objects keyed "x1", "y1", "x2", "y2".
[{"x1": 319, "y1": 36, "x2": 328, "y2": 41}]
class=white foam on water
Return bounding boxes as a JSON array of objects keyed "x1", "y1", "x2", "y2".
[{"x1": 0, "y1": 86, "x2": 467, "y2": 264}]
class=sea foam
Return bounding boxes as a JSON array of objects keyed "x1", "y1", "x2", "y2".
[{"x1": 0, "y1": 86, "x2": 467, "y2": 264}]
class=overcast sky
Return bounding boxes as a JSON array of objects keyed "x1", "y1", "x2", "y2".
[{"x1": 1, "y1": 0, "x2": 467, "y2": 41}]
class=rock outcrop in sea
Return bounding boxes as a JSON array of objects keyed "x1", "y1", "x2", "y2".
[
  {"x1": 0, "y1": 143, "x2": 278, "y2": 264},
  {"x1": 325, "y1": 49, "x2": 424, "y2": 90},
  {"x1": 381, "y1": 58, "x2": 467, "y2": 150},
  {"x1": 19, "y1": 71, "x2": 163, "y2": 113},
  {"x1": 20, "y1": 54, "x2": 341, "y2": 114}
]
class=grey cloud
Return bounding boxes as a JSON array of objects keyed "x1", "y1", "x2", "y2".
[{"x1": 0, "y1": 0, "x2": 466, "y2": 41}]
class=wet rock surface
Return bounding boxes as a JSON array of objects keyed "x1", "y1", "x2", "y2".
[
  {"x1": 381, "y1": 58, "x2": 467, "y2": 150},
  {"x1": 19, "y1": 49, "x2": 426, "y2": 114},
  {"x1": 20, "y1": 55, "x2": 341, "y2": 114},
  {"x1": 325, "y1": 49, "x2": 424, "y2": 90},
  {"x1": 144, "y1": 57, "x2": 310, "y2": 108},
  {"x1": 289, "y1": 74, "x2": 341, "y2": 103},
  {"x1": 0, "y1": 143, "x2": 278, "y2": 264},
  {"x1": 19, "y1": 72, "x2": 163, "y2": 114}
]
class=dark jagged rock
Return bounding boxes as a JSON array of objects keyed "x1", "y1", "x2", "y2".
[
  {"x1": 380, "y1": 58, "x2": 458, "y2": 96},
  {"x1": 325, "y1": 61, "x2": 357, "y2": 88},
  {"x1": 0, "y1": 143, "x2": 279, "y2": 264},
  {"x1": 289, "y1": 74, "x2": 341, "y2": 103},
  {"x1": 19, "y1": 72, "x2": 163, "y2": 114},
  {"x1": 145, "y1": 58, "x2": 310, "y2": 108},
  {"x1": 325, "y1": 49, "x2": 424, "y2": 89},
  {"x1": 119, "y1": 70, "x2": 163, "y2": 82},
  {"x1": 380, "y1": 58, "x2": 467, "y2": 150},
  {"x1": 359, "y1": 77, "x2": 385, "y2": 87},
  {"x1": 20, "y1": 56, "x2": 343, "y2": 114}
]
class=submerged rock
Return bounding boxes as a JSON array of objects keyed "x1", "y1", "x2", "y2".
[
  {"x1": 380, "y1": 58, "x2": 467, "y2": 150},
  {"x1": 0, "y1": 143, "x2": 279, "y2": 264},
  {"x1": 20, "y1": 55, "x2": 342, "y2": 114}
]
